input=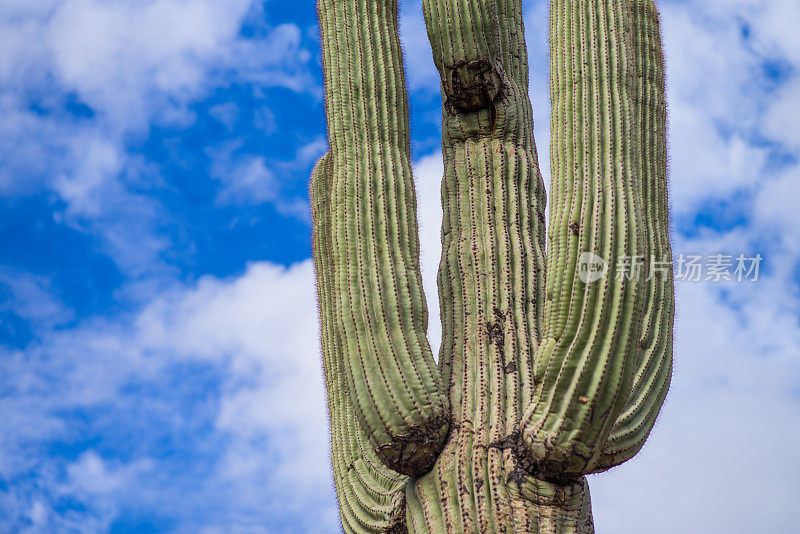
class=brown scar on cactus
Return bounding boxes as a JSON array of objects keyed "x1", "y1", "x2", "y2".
[
  {"x1": 443, "y1": 58, "x2": 503, "y2": 113},
  {"x1": 485, "y1": 307, "x2": 507, "y2": 347},
  {"x1": 376, "y1": 415, "x2": 451, "y2": 477}
]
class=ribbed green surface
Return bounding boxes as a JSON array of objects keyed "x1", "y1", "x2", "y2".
[
  {"x1": 310, "y1": 0, "x2": 673, "y2": 531},
  {"x1": 596, "y1": 0, "x2": 673, "y2": 471},
  {"x1": 312, "y1": 155, "x2": 409, "y2": 533},
  {"x1": 315, "y1": 0, "x2": 450, "y2": 481},
  {"x1": 408, "y1": 0, "x2": 559, "y2": 530},
  {"x1": 521, "y1": 0, "x2": 647, "y2": 479}
]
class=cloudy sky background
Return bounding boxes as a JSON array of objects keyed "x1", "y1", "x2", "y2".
[{"x1": 0, "y1": 0, "x2": 798, "y2": 532}]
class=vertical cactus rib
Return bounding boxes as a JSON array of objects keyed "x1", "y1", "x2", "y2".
[
  {"x1": 315, "y1": 0, "x2": 450, "y2": 478},
  {"x1": 595, "y1": 0, "x2": 673, "y2": 471},
  {"x1": 311, "y1": 155, "x2": 409, "y2": 533},
  {"x1": 521, "y1": 0, "x2": 647, "y2": 478}
]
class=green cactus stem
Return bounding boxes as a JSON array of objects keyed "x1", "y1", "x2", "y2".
[
  {"x1": 520, "y1": 0, "x2": 647, "y2": 479},
  {"x1": 314, "y1": 0, "x2": 450, "y2": 479},
  {"x1": 310, "y1": 0, "x2": 673, "y2": 532},
  {"x1": 596, "y1": 0, "x2": 674, "y2": 471},
  {"x1": 312, "y1": 155, "x2": 409, "y2": 532}
]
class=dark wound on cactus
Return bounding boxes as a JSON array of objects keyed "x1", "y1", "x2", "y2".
[
  {"x1": 443, "y1": 58, "x2": 503, "y2": 113},
  {"x1": 311, "y1": 0, "x2": 673, "y2": 531}
]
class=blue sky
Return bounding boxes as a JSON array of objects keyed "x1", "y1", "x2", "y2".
[{"x1": 0, "y1": 0, "x2": 798, "y2": 532}]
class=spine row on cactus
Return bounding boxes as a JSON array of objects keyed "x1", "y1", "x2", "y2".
[
  {"x1": 311, "y1": 155, "x2": 409, "y2": 533},
  {"x1": 596, "y1": 0, "x2": 673, "y2": 471},
  {"x1": 315, "y1": 0, "x2": 450, "y2": 480},
  {"x1": 521, "y1": 0, "x2": 647, "y2": 479}
]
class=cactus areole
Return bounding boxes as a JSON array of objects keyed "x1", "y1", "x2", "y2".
[{"x1": 310, "y1": 0, "x2": 673, "y2": 532}]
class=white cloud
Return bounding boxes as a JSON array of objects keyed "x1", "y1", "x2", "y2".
[
  {"x1": 136, "y1": 261, "x2": 333, "y2": 499},
  {"x1": 755, "y1": 167, "x2": 800, "y2": 251},
  {"x1": 668, "y1": 100, "x2": 769, "y2": 208},
  {"x1": 414, "y1": 153, "x2": 445, "y2": 355},
  {"x1": 703, "y1": 0, "x2": 800, "y2": 66},
  {"x1": 0, "y1": 261, "x2": 338, "y2": 532},
  {"x1": 0, "y1": 0, "x2": 318, "y2": 277},
  {"x1": 214, "y1": 156, "x2": 280, "y2": 206},
  {"x1": 232, "y1": 23, "x2": 316, "y2": 94},
  {"x1": 399, "y1": 1, "x2": 440, "y2": 94},
  {"x1": 216, "y1": 136, "x2": 324, "y2": 218},
  {"x1": 764, "y1": 75, "x2": 800, "y2": 151},
  {"x1": 0, "y1": 270, "x2": 73, "y2": 328},
  {"x1": 209, "y1": 147, "x2": 314, "y2": 219},
  {"x1": 66, "y1": 451, "x2": 154, "y2": 496},
  {"x1": 46, "y1": 0, "x2": 306, "y2": 131},
  {"x1": 54, "y1": 136, "x2": 123, "y2": 218}
]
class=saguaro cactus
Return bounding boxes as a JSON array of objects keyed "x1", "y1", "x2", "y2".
[{"x1": 310, "y1": 0, "x2": 673, "y2": 531}]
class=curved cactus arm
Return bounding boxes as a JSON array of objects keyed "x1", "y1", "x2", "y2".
[
  {"x1": 311, "y1": 155, "x2": 409, "y2": 533},
  {"x1": 314, "y1": 0, "x2": 450, "y2": 478},
  {"x1": 521, "y1": 0, "x2": 650, "y2": 479},
  {"x1": 595, "y1": 0, "x2": 674, "y2": 472}
]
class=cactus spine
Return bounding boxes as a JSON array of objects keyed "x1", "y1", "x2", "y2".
[{"x1": 310, "y1": 0, "x2": 673, "y2": 532}]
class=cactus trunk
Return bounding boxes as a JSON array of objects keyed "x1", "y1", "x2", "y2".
[{"x1": 310, "y1": 0, "x2": 673, "y2": 532}]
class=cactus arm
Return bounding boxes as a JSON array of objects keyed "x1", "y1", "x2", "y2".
[
  {"x1": 595, "y1": 0, "x2": 674, "y2": 471},
  {"x1": 311, "y1": 154, "x2": 409, "y2": 533},
  {"x1": 521, "y1": 0, "x2": 649, "y2": 479},
  {"x1": 314, "y1": 0, "x2": 450, "y2": 478},
  {"x1": 421, "y1": 0, "x2": 548, "y2": 439}
]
